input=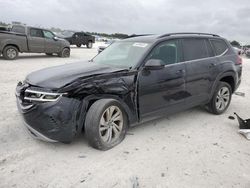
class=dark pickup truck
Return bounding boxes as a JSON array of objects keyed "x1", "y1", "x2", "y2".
[
  {"x1": 0, "y1": 25, "x2": 70, "y2": 60},
  {"x1": 64, "y1": 32, "x2": 95, "y2": 48}
]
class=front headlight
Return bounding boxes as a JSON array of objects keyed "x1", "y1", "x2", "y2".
[{"x1": 24, "y1": 89, "x2": 66, "y2": 102}]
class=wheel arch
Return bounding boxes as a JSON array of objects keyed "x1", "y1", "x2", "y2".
[
  {"x1": 77, "y1": 95, "x2": 137, "y2": 132},
  {"x1": 210, "y1": 71, "x2": 236, "y2": 99},
  {"x1": 4, "y1": 44, "x2": 20, "y2": 52}
]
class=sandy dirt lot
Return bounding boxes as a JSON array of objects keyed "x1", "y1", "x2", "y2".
[{"x1": 0, "y1": 42, "x2": 250, "y2": 188}]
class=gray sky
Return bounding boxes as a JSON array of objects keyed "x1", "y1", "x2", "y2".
[{"x1": 1, "y1": 0, "x2": 250, "y2": 43}]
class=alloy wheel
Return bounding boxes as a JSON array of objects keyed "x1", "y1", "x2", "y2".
[
  {"x1": 99, "y1": 105, "x2": 123, "y2": 143},
  {"x1": 215, "y1": 86, "x2": 230, "y2": 111},
  {"x1": 7, "y1": 48, "x2": 17, "y2": 59}
]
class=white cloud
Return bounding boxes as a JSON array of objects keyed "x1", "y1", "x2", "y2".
[{"x1": 0, "y1": 0, "x2": 249, "y2": 43}]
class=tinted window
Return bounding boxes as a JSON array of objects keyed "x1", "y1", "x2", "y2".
[
  {"x1": 147, "y1": 40, "x2": 179, "y2": 65},
  {"x1": 30, "y1": 28, "x2": 43, "y2": 38},
  {"x1": 43, "y1": 30, "x2": 54, "y2": 39},
  {"x1": 210, "y1": 39, "x2": 228, "y2": 56},
  {"x1": 182, "y1": 39, "x2": 209, "y2": 61},
  {"x1": 12, "y1": 26, "x2": 25, "y2": 34}
]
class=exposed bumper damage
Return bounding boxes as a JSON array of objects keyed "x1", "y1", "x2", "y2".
[
  {"x1": 234, "y1": 113, "x2": 250, "y2": 140},
  {"x1": 16, "y1": 69, "x2": 138, "y2": 142}
]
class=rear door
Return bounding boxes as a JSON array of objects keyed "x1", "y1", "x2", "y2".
[
  {"x1": 181, "y1": 38, "x2": 219, "y2": 106},
  {"x1": 138, "y1": 39, "x2": 187, "y2": 119},
  {"x1": 28, "y1": 28, "x2": 45, "y2": 53},
  {"x1": 43, "y1": 30, "x2": 61, "y2": 53}
]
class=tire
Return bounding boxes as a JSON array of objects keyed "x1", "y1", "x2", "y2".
[
  {"x1": 58, "y1": 48, "x2": 70, "y2": 58},
  {"x1": 76, "y1": 44, "x2": 81, "y2": 48},
  {"x1": 86, "y1": 41, "x2": 93, "y2": 48},
  {"x1": 207, "y1": 81, "x2": 232, "y2": 115},
  {"x1": 85, "y1": 99, "x2": 128, "y2": 150},
  {"x1": 3, "y1": 46, "x2": 18, "y2": 60},
  {"x1": 45, "y1": 53, "x2": 53, "y2": 56}
]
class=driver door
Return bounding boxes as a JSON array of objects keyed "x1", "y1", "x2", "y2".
[
  {"x1": 138, "y1": 39, "x2": 187, "y2": 120},
  {"x1": 43, "y1": 30, "x2": 61, "y2": 53}
]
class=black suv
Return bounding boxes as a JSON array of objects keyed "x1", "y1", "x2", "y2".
[
  {"x1": 64, "y1": 32, "x2": 95, "y2": 48},
  {"x1": 16, "y1": 33, "x2": 242, "y2": 150}
]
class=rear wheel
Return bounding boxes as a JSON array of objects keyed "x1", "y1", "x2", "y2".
[
  {"x1": 87, "y1": 41, "x2": 93, "y2": 48},
  {"x1": 85, "y1": 99, "x2": 128, "y2": 150},
  {"x1": 3, "y1": 46, "x2": 18, "y2": 60},
  {"x1": 207, "y1": 81, "x2": 232, "y2": 114},
  {"x1": 58, "y1": 48, "x2": 70, "y2": 58}
]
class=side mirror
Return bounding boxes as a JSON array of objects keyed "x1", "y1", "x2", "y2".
[
  {"x1": 53, "y1": 36, "x2": 59, "y2": 41},
  {"x1": 144, "y1": 59, "x2": 164, "y2": 70}
]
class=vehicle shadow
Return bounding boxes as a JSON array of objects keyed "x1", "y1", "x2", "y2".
[
  {"x1": 0, "y1": 55, "x2": 59, "y2": 60},
  {"x1": 70, "y1": 46, "x2": 93, "y2": 49},
  {"x1": 128, "y1": 106, "x2": 208, "y2": 132},
  {"x1": 35, "y1": 106, "x2": 208, "y2": 151}
]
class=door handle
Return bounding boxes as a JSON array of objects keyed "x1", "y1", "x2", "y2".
[
  {"x1": 176, "y1": 69, "x2": 185, "y2": 75},
  {"x1": 209, "y1": 63, "x2": 217, "y2": 68}
]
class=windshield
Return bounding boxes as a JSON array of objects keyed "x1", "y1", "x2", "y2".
[{"x1": 93, "y1": 41, "x2": 151, "y2": 68}]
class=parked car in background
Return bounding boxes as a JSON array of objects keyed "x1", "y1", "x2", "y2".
[
  {"x1": 245, "y1": 49, "x2": 250, "y2": 58},
  {"x1": 233, "y1": 46, "x2": 242, "y2": 55},
  {"x1": 98, "y1": 40, "x2": 115, "y2": 53},
  {"x1": 16, "y1": 33, "x2": 242, "y2": 150},
  {"x1": 0, "y1": 26, "x2": 8, "y2": 31},
  {"x1": 0, "y1": 25, "x2": 70, "y2": 60},
  {"x1": 64, "y1": 32, "x2": 95, "y2": 48}
]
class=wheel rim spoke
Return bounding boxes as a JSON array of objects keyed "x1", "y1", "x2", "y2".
[{"x1": 112, "y1": 122, "x2": 121, "y2": 132}]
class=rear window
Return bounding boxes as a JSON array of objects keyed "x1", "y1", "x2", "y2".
[
  {"x1": 12, "y1": 26, "x2": 25, "y2": 34},
  {"x1": 210, "y1": 39, "x2": 228, "y2": 56},
  {"x1": 182, "y1": 38, "x2": 209, "y2": 61}
]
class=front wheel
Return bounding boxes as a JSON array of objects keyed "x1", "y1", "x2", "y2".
[
  {"x1": 3, "y1": 46, "x2": 19, "y2": 60},
  {"x1": 207, "y1": 82, "x2": 232, "y2": 115},
  {"x1": 86, "y1": 41, "x2": 93, "y2": 48},
  {"x1": 58, "y1": 48, "x2": 70, "y2": 58},
  {"x1": 76, "y1": 44, "x2": 81, "y2": 48},
  {"x1": 85, "y1": 99, "x2": 128, "y2": 150}
]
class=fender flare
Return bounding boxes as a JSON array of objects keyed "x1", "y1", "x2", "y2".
[{"x1": 209, "y1": 71, "x2": 236, "y2": 99}]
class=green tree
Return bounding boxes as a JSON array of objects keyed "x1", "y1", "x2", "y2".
[{"x1": 230, "y1": 40, "x2": 241, "y2": 47}]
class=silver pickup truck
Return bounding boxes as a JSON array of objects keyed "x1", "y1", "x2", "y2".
[{"x1": 0, "y1": 25, "x2": 70, "y2": 60}]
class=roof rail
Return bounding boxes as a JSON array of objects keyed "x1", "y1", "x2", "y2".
[
  {"x1": 125, "y1": 34, "x2": 153, "y2": 39},
  {"x1": 158, "y1": 32, "x2": 220, "y2": 38}
]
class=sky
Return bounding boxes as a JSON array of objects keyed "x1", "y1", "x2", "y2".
[{"x1": 1, "y1": 0, "x2": 250, "y2": 43}]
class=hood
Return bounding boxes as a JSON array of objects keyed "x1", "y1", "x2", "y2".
[{"x1": 25, "y1": 61, "x2": 126, "y2": 89}]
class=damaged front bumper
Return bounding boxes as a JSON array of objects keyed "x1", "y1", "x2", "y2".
[
  {"x1": 24, "y1": 121, "x2": 57, "y2": 142},
  {"x1": 16, "y1": 83, "x2": 82, "y2": 143}
]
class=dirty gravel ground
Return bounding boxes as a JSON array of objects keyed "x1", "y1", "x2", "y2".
[{"x1": 0, "y1": 43, "x2": 250, "y2": 188}]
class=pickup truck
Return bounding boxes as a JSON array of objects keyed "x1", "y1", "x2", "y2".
[
  {"x1": 0, "y1": 25, "x2": 70, "y2": 60},
  {"x1": 64, "y1": 32, "x2": 95, "y2": 48}
]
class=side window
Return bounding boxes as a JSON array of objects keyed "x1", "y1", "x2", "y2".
[
  {"x1": 30, "y1": 28, "x2": 43, "y2": 38},
  {"x1": 43, "y1": 30, "x2": 54, "y2": 39},
  {"x1": 147, "y1": 40, "x2": 179, "y2": 65},
  {"x1": 182, "y1": 38, "x2": 209, "y2": 61},
  {"x1": 210, "y1": 39, "x2": 228, "y2": 56}
]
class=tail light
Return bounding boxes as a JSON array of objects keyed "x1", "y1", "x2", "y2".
[{"x1": 236, "y1": 55, "x2": 242, "y2": 65}]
